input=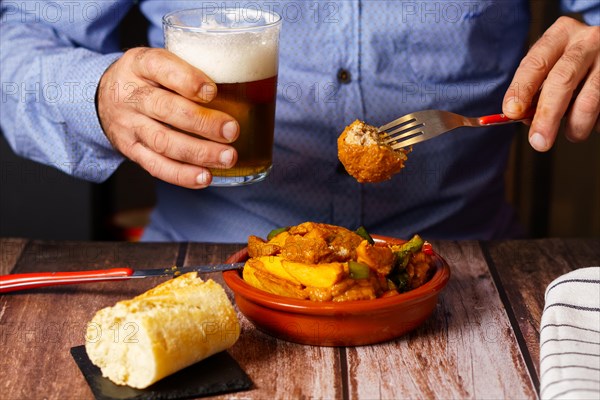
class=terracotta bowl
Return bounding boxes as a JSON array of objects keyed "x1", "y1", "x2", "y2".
[{"x1": 222, "y1": 235, "x2": 450, "y2": 346}]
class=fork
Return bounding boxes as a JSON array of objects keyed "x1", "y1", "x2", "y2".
[{"x1": 379, "y1": 109, "x2": 534, "y2": 150}]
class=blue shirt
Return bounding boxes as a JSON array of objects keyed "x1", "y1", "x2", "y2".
[{"x1": 1, "y1": 1, "x2": 598, "y2": 242}]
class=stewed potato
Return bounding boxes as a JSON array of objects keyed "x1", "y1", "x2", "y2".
[{"x1": 243, "y1": 222, "x2": 435, "y2": 302}]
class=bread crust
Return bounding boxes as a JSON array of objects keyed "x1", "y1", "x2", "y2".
[
  {"x1": 338, "y1": 120, "x2": 409, "y2": 183},
  {"x1": 85, "y1": 272, "x2": 240, "y2": 389}
]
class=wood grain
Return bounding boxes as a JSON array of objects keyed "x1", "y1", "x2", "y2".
[
  {"x1": 345, "y1": 240, "x2": 537, "y2": 399},
  {"x1": 0, "y1": 241, "x2": 179, "y2": 400},
  {"x1": 186, "y1": 243, "x2": 343, "y2": 399},
  {"x1": 2, "y1": 239, "x2": 596, "y2": 399},
  {"x1": 483, "y1": 238, "x2": 600, "y2": 383},
  {"x1": 0, "y1": 238, "x2": 28, "y2": 275}
]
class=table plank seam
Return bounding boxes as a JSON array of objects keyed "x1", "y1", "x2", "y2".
[
  {"x1": 338, "y1": 347, "x2": 349, "y2": 400},
  {"x1": 9, "y1": 239, "x2": 31, "y2": 275},
  {"x1": 480, "y1": 241, "x2": 541, "y2": 393},
  {"x1": 176, "y1": 242, "x2": 189, "y2": 268}
]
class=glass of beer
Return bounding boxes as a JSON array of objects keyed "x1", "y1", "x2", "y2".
[{"x1": 163, "y1": 7, "x2": 281, "y2": 186}]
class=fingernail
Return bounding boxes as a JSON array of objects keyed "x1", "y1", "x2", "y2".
[
  {"x1": 196, "y1": 171, "x2": 211, "y2": 186},
  {"x1": 219, "y1": 149, "x2": 234, "y2": 167},
  {"x1": 505, "y1": 97, "x2": 523, "y2": 115},
  {"x1": 222, "y1": 121, "x2": 238, "y2": 142},
  {"x1": 198, "y1": 83, "x2": 216, "y2": 102},
  {"x1": 529, "y1": 132, "x2": 547, "y2": 151}
]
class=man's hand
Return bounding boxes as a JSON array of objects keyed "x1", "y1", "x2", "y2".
[
  {"x1": 503, "y1": 16, "x2": 599, "y2": 152},
  {"x1": 97, "y1": 47, "x2": 239, "y2": 188}
]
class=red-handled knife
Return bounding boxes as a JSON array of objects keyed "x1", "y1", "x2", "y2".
[{"x1": 0, "y1": 263, "x2": 244, "y2": 294}]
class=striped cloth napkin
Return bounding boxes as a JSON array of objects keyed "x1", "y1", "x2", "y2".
[{"x1": 540, "y1": 267, "x2": 600, "y2": 400}]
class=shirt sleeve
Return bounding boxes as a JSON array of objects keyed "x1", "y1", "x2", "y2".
[
  {"x1": 561, "y1": 0, "x2": 600, "y2": 25},
  {"x1": 0, "y1": 1, "x2": 135, "y2": 182}
]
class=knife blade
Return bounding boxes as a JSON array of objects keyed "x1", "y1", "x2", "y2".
[{"x1": 0, "y1": 263, "x2": 245, "y2": 294}]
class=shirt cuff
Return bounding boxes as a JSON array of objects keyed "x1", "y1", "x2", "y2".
[{"x1": 56, "y1": 51, "x2": 125, "y2": 182}]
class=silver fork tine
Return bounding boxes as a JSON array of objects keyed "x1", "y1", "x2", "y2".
[
  {"x1": 381, "y1": 109, "x2": 529, "y2": 151},
  {"x1": 378, "y1": 113, "x2": 416, "y2": 132},
  {"x1": 382, "y1": 120, "x2": 425, "y2": 142},
  {"x1": 389, "y1": 132, "x2": 426, "y2": 149}
]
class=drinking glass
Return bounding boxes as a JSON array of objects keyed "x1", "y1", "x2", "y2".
[{"x1": 163, "y1": 7, "x2": 282, "y2": 186}]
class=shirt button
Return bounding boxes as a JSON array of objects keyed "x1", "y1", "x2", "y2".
[{"x1": 337, "y1": 68, "x2": 351, "y2": 84}]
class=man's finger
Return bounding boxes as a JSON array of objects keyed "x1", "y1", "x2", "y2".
[
  {"x1": 565, "y1": 68, "x2": 600, "y2": 142},
  {"x1": 133, "y1": 116, "x2": 237, "y2": 170},
  {"x1": 503, "y1": 17, "x2": 575, "y2": 118},
  {"x1": 129, "y1": 47, "x2": 217, "y2": 103},
  {"x1": 528, "y1": 21, "x2": 600, "y2": 151},
  {"x1": 127, "y1": 85, "x2": 239, "y2": 143},
  {"x1": 528, "y1": 39, "x2": 597, "y2": 151},
  {"x1": 128, "y1": 140, "x2": 213, "y2": 189}
]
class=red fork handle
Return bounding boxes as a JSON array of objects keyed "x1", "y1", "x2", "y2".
[
  {"x1": 0, "y1": 268, "x2": 134, "y2": 293},
  {"x1": 479, "y1": 109, "x2": 535, "y2": 126}
]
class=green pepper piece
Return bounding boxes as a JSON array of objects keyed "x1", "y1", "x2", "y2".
[
  {"x1": 348, "y1": 261, "x2": 371, "y2": 279},
  {"x1": 267, "y1": 226, "x2": 289, "y2": 241},
  {"x1": 394, "y1": 271, "x2": 410, "y2": 292},
  {"x1": 394, "y1": 250, "x2": 410, "y2": 269},
  {"x1": 399, "y1": 234, "x2": 424, "y2": 254},
  {"x1": 393, "y1": 234, "x2": 424, "y2": 268},
  {"x1": 355, "y1": 226, "x2": 375, "y2": 245}
]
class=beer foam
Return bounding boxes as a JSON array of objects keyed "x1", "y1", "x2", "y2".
[{"x1": 166, "y1": 28, "x2": 279, "y2": 84}]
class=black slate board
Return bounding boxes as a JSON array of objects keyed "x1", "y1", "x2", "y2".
[{"x1": 71, "y1": 346, "x2": 252, "y2": 400}]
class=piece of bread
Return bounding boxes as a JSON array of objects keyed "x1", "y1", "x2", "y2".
[
  {"x1": 85, "y1": 272, "x2": 240, "y2": 389},
  {"x1": 338, "y1": 120, "x2": 409, "y2": 183}
]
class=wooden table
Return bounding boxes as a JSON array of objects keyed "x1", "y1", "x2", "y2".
[{"x1": 1, "y1": 237, "x2": 598, "y2": 399}]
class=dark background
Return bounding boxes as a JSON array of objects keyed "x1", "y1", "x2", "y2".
[
  {"x1": 1, "y1": 5, "x2": 154, "y2": 241},
  {"x1": 1, "y1": 2, "x2": 598, "y2": 241}
]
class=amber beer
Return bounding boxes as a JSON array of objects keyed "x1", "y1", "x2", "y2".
[
  {"x1": 163, "y1": 7, "x2": 281, "y2": 186},
  {"x1": 207, "y1": 76, "x2": 277, "y2": 179}
]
